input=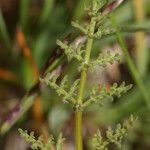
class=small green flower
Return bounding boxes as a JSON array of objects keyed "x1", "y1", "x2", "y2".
[{"x1": 18, "y1": 129, "x2": 65, "y2": 150}]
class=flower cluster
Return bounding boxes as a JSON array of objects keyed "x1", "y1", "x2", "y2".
[
  {"x1": 71, "y1": 0, "x2": 115, "y2": 39},
  {"x1": 18, "y1": 128, "x2": 65, "y2": 150},
  {"x1": 21, "y1": 1, "x2": 137, "y2": 150},
  {"x1": 40, "y1": 0, "x2": 133, "y2": 112},
  {"x1": 91, "y1": 115, "x2": 137, "y2": 150},
  {"x1": 82, "y1": 82, "x2": 132, "y2": 108}
]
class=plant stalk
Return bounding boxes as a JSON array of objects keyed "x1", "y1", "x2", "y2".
[
  {"x1": 110, "y1": 14, "x2": 150, "y2": 111},
  {"x1": 132, "y1": 0, "x2": 148, "y2": 76},
  {"x1": 75, "y1": 22, "x2": 95, "y2": 150}
]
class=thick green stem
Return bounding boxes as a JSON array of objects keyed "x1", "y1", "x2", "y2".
[
  {"x1": 75, "y1": 22, "x2": 95, "y2": 150},
  {"x1": 75, "y1": 111, "x2": 83, "y2": 150},
  {"x1": 77, "y1": 38, "x2": 94, "y2": 104}
]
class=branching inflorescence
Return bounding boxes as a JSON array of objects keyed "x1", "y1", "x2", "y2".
[
  {"x1": 91, "y1": 115, "x2": 137, "y2": 150},
  {"x1": 19, "y1": 0, "x2": 137, "y2": 150},
  {"x1": 40, "y1": 74, "x2": 79, "y2": 105},
  {"x1": 18, "y1": 128, "x2": 65, "y2": 150},
  {"x1": 82, "y1": 82, "x2": 133, "y2": 108}
]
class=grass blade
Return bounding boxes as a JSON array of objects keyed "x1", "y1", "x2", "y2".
[
  {"x1": 0, "y1": 10, "x2": 11, "y2": 49},
  {"x1": 39, "y1": 0, "x2": 55, "y2": 26},
  {"x1": 111, "y1": 14, "x2": 150, "y2": 112},
  {"x1": 19, "y1": 0, "x2": 30, "y2": 30}
]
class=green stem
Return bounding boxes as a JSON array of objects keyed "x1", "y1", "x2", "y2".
[
  {"x1": 75, "y1": 20, "x2": 95, "y2": 150},
  {"x1": 75, "y1": 112, "x2": 83, "y2": 150},
  {"x1": 110, "y1": 14, "x2": 150, "y2": 111}
]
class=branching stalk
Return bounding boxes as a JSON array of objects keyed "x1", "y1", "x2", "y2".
[
  {"x1": 75, "y1": 21, "x2": 96, "y2": 150},
  {"x1": 36, "y1": 1, "x2": 136, "y2": 149}
]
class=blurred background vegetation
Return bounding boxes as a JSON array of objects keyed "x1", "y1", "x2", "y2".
[{"x1": 0, "y1": 0, "x2": 150, "y2": 149}]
